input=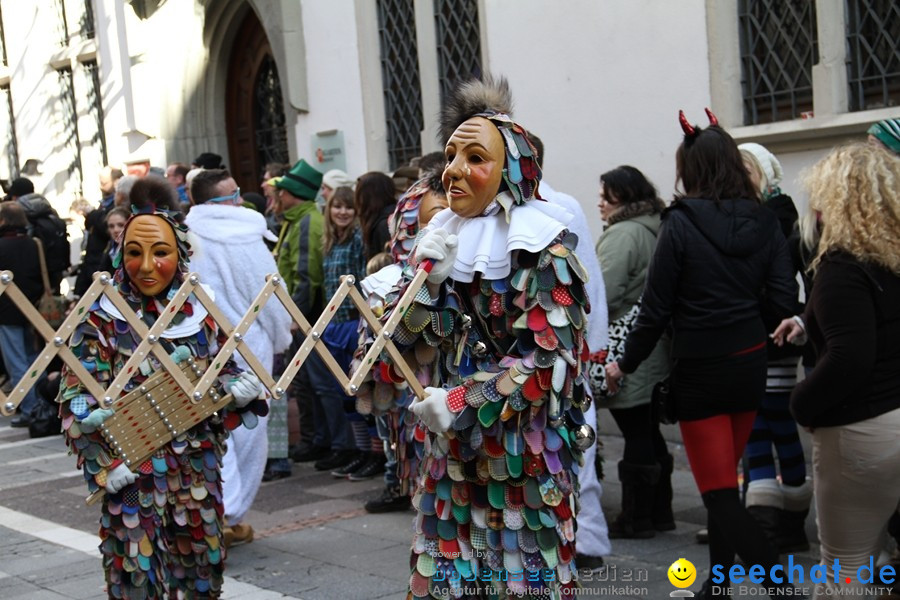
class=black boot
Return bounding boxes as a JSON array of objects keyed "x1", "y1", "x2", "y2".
[
  {"x1": 778, "y1": 479, "x2": 812, "y2": 553},
  {"x1": 608, "y1": 461, "x2": 659, "y2": 539},
  {"x1": 745, "y1": 479, "x2": 783, "y2": 549},
  {"x1": 747, "y1": 505, "x2": 781, "y2": 548},
  {"x1": 703, "y1": 488, "x2": 794, "y2": 599},
  {"x1": 653, "y1": 453, "x2": 676, "y2": 531}
]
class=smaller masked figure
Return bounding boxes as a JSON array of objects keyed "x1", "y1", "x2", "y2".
[{"x1": 59, "y1": 211, "x2": 267, "y2": 599}]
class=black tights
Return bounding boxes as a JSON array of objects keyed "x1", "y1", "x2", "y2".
[{"x1": 609, "y1": 403, "x2": 669, "y2": 465}]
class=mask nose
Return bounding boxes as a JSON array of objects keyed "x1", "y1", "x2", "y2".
[
  {"x1": 445, "y1": 156, "x2": 465, "y2": 181},
  {"x1": 139, "y1": 251, "x2": 155, "y2": 274}
]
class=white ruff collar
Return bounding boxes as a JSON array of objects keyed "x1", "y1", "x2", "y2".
[
  {"x1": 361, "y1": 263, "x2": 403, "y2": 299},
  {"x1": 423, "y1": 195, "x2": 573, "y2": 283},
  {"x1": 99, "y1": 284, "x2": 216, "y2": 339}
]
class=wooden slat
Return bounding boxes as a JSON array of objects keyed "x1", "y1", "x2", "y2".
[
  {"x1": 0, "y1": 272, "x2": 108, "y2": 415},
  {"x1": 270, "y1": 279, "x2": 356, "y2": 396},
  {"x1": 190, "y1": 273, "x2": 279, "y2": 400},
  {"x1": 347, "y1": 286, "x2": 426, "y2": 400},
  {"x1": 1, "y1": 265, "x2": 432, "y2": 506},
  {"x1": 346, "y1": 267, "x2": 429, "y2": 392},
  {"x1": 100, "y1": 276, "x2": 199, "y2": 406}
]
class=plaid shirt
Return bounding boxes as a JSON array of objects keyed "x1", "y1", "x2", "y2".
[{"x1": 323, "y1": 228, "x2": 367, "y2": 323}]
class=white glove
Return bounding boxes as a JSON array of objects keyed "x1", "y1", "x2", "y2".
[
  {"x1": 80, "y1": 408, "x2": 114, "y2": 431},
  {"x1": 105, "y1": 463, "x2": 138, "y2": 494},
  {"x1": 416, "y1": 228, "x2": 459, "y2": 284},
  {"x1": 229, "y1": 372, "x2": 264, "y2": 408},
  {"x1": 410, "y1": 387, "x2": 454, "y2": 433}
]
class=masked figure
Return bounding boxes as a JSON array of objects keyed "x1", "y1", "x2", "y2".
[
  {"x1": 356, "y1": 170, "x2": 448, "y2": 512},
  {"x1": 59, "y1": 210, "x2": 266, "y2": 599},
  {"x1": 383, "y1": 77, "x2": 593, "y2": 600}
]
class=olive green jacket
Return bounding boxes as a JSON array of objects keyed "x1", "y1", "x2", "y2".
[
  {"x1": 596, "y1": 209, "x2": 671, "y2": 409},
  {"x1": 275, "y1": 201, "x2": 324, "y2": 319}
]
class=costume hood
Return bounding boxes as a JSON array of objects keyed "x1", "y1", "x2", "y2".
[
  {"x1": 673, "y1": 197, "x2": 777, "y2": 258},
  {"x1": 185, "y1": 203, "x2": 278, "y2": 245}
]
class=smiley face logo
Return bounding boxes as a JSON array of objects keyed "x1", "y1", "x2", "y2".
[{"x1": 668, "y1": 558, "x2": 697, "y2": 588}]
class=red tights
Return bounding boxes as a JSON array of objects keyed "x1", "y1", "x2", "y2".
[{"x1": 680, "y1": 411, "x2": 756, "y2": 494}]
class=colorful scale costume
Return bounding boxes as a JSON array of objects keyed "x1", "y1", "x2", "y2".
[
  {"x1": 388, "y1": 83, "x2": 594, "y2": 600},
  {"x1": 353, "y1": 177, "x2": 431, "y2": 497},
  {"x1": 59, "y1": 214, "x2": 266, "y2": 599}
]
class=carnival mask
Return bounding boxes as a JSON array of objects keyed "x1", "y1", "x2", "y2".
[
  {"x1": 123, "y1": 215, "x2": 179, "y2": 297},
  {"x1": 442, "y1": 117, "x2": 505, "y2": 218},
  {"x1": 418, "y1": 190, "x2": 449, "y2": 229}
]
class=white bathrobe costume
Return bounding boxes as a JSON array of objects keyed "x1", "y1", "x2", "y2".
[{"x1": 186, "y1": 203, "x2": 292, "y2": 524}]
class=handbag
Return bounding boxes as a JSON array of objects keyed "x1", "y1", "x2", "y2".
[
  {"x1": 33, "y1": 237, "x2": 67, "y2": 329},
  {"x1": 651, "y1": 373, "x2": 678, "y2": 425},
  {"x1": 588, "y1": 297, "x2": 642, "y2": 400},
  {"x1": 28, "y1": 376, "x2": 62, "y2": 438}
]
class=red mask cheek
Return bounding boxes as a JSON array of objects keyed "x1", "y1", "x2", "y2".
[
  {"x1": 468, "y1": 164, "x2": 499, "y2": 202},
  {"x1": 154, "y1": 256, "x2": 178, "y2": 286},
  {"x1": 124, "y1": 257, "x2": 142, "y2": 282}
]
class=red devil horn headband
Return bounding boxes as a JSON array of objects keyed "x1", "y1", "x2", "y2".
[
  {"x1": 679, "y1": 108, "x2": 720, "y2": 137},
  {"x1": 678, "y1": 110, "x2": 696, "y2": 137}
]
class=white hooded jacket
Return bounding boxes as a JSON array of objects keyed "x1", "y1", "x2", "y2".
[
  {"x1": 185, "y1": 203, "x2": 292, "y2": 366},
  {"x1": 185, "y1": 203, "x2": 292, "y2": 524}
]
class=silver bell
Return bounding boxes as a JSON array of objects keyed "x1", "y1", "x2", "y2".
[
  {"x1": 572, "y1": 424, "x2": 596, "y2": 452},
  {"x1": 577, "y1": 393, "x2": 592, "y2": 412}
]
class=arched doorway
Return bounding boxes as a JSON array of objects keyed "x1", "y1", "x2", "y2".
[{"x1": 225, "y1": 10, "x2": 290, "y2": 194}]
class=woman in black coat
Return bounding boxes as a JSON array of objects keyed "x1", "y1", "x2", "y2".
[
  {"x1": 0, "y1": 202, "x2": 44, "y2": 425},
  {"x1": 607, "y1": 111, "x2": 798, "y2": 599}
]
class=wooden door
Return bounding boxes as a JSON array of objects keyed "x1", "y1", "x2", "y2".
[{"x1": 225, "y1": 10, "x2": 290, "y2": 195}]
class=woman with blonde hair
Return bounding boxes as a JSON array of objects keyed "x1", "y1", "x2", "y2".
[{"x1": 774, "y1": 142, "x2": 900, "y2": 599}]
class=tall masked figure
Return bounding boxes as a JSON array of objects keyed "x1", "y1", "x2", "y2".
[
  {"x1": 59, "y1": 210, "x2": 267, "y2": 599},
  {"x1": 391, "y1": 77, "x2": 593, "y2": 599}
]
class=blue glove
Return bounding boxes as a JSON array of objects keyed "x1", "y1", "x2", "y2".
[{"x1": 80, "y1": 408, "x2": 114, "y2": 431}]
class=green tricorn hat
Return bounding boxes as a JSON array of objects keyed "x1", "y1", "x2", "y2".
[{"x1": 276, "y1": 159, "x2": 324, "y2": 200}]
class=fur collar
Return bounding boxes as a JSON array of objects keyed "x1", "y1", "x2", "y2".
[{"x1": 607, "y1": 198, "x2": 666, "y2": 226}]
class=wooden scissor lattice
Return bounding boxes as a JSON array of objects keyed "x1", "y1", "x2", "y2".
[{"x1": 0, "y1": 267, "x2": 428, "y2": 501}]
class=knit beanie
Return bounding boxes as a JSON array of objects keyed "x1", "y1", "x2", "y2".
[
  {"x1": 739, "y1": 142, "x2": 783, "y2": 196},
  {"x1": 322, "y1": 169, "x2": 354, "y2": 190},
  {"x1": 867, "y1": 119, "x2": 900, "y2": 155}
]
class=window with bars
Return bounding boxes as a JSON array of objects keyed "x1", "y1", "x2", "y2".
[
  {"x1": 56, "y1": 0, "x2": 70, "y2": 47},
  {"x1": 738, "y1": 0, "x2": 817, "y2": 125},
  {"x1": 0, "y1": 85, "x2": 19, "y2": 182},
  {"x1": 254, "y1": 55, "x2": 290, "y2": 169},
  {"x1": 84, "y1": 60, "x2": 107, "y2": 166},
  {"x1": 80, "y1": 0, "x2": 96, "y2": 39},
  {"x1": 0, "y1": 5, "x2": 7, "y2": 67},
  {"x1": 433, "y1": 0, "x2": 482, "y2": 108},
  {"x1": 846, "y1": 0, "x2": 900, "y2": 111},
  {"x1": 376, "y1": 0, "x2": 423, "y2": 170},
  {"x1": 57, "y1": 67, "x2": 83, "y2": 192}
]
